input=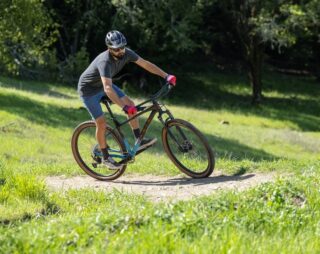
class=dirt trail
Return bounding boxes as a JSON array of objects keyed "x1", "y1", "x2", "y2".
[{"x1": 45, "y1": 172, "x2": 277, "y2": 202}]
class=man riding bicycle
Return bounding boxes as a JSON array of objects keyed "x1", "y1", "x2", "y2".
[{"x1": 78, "y1": 30, "x2": 176, "y2": 170}]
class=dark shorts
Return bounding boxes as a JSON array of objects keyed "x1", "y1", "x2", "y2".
[{"x1": 80, "y1": 84, "x2": 126, "y2": 119}]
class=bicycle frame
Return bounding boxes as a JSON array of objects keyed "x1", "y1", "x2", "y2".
[
  {"x1": 73, "y1": 83, "x2": 214, "y2": 180},
  {"x1": 101, "y1": 93, "x2": 174, "y2": 164}
]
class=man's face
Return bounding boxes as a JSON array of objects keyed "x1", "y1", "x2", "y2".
[{"x1": 108, "y1": 46, "x2": 126, "y2": 59}]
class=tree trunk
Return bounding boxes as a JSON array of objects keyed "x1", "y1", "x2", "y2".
[
  {"x1": 232, "y1": 2, "x2": 265, "y2": 105},
  {"x1": 247, "y1": 38, "x2": 264, "y2": 104},
  {"x1": 311, "y1": 43, "x2": 320, "y2": 82}
]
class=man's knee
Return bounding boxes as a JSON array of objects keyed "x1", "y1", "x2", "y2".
[
  {"x1": 128, "y1": 98, "x2": 135, "y2": 106},
  {"x1": 122, "y1": 96, "x2": 135, "y2": 107}
]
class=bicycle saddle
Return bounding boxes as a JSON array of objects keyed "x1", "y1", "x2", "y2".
[{"x1": 100, "y1": 95, "x2": 112, "y2": 105}]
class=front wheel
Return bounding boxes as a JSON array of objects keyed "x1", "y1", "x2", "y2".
[
  {"x1": 162, "y1": 119, "x2": 215, "y2": 178},
  {"x1": 71, "y1": 121, "x2": 127, "y2": 181}
]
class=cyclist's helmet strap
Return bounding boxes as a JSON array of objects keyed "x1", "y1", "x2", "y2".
[{"x1": 105, "y1": 30, "x2": 127, "y2": 49}]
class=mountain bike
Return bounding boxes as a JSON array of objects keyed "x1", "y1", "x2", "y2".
[{"x1": 71, "y1": 83, "x2": 215, "y2": 181}]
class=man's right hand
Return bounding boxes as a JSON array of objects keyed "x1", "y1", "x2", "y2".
[
  {"x1": 122, "y1": 105, "x2": 137, "y2": 115},
  {"x1": 166, "y1": 74, "x2": 176, "y2": 86}
]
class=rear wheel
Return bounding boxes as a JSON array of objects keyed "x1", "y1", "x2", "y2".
[
  {"x1": 162, "y1": 119, "x2": 214, "y2": 178},
  {"x1": 71, "y1": 121, "x2": 127, "y2": 181}
]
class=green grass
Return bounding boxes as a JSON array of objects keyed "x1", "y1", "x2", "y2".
[
  {"x1": 0, "y1": 167, "x2": 320, "y2": 253},
  {"x1": 0, "y1": 72, "x2": 319, "y2": 177},
  {"x1": 0, "y1": 70, "x2": 319, "y2": 253}
]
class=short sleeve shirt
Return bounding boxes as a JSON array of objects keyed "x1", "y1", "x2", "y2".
[{"x1": 78, "y1": 48, "x2": 139, "y2": 97}]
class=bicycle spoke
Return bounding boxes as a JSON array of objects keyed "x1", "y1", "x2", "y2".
[
  {"x1": 73, "y1": 123, "x2": 126, "y2": 179},
  {"x1": 163, "y1": 119, "x2": 214, "y2": 177}
]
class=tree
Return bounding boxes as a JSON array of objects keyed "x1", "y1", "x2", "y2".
[
  {"x1": 305, "y1": 0, "x2": 320, "y2": 80},
  {"x1": 44, "y1": 0, "x2": 115, "y2": 82},
  {"x1": 45, "y1": 0, "x2": 114, "y2": 60},
  {"x1": 201, "y1": 0, "x2": 297, "y2": 104},
  {"x1": 0, "y1": 0, "x2": 57, "y2": 77},
  {"x1": 283, "y1": 1, "x2": 320, "y2": 80},
  {"x1": 45, "y1": 0, "x2": 203, "y2": 62},
  {"x1": 110, "y1": 0, "x2": 203, "y2": 61}
]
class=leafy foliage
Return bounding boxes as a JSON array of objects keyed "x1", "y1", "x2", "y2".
[
  {"x1": 111, "y1": 0, "x2": 203, "y2": 58},
  {"x1": 198, "y1": 0, "x2": 317, "y2": 103},
  {"x1": 0, "y1": 0, "x2": 319, "y2": 101},
  {"x1": 0, "y1": 0, "x2": 57, "y2": 77}
]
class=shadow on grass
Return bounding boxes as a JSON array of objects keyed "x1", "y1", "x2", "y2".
[
  {"x1": 0, "y1": 76, "x2": 74, "y2": 99},
  {"x1": 0, "y1": 201, "x2": 60, "y2": 226},
  {"x1": 0, "y1": 178, "x2": 5, "y2": 186},
  {"x1": 207, "y1": 135, "x2": 278, "y2": 161},
  {"x1": 113, "y1": 109, "x2": 279, "y2": 162},
  {"x1": 263, "y1": 71, "x2": 320, "y2": 97},
  {"x1": 0, "y1": 92, "x2": 87, "y2": 128},
  {"x1": 164, "y1": 73, "x2": 320, "y2": 132},
  {"x1": 0, "y1": 89, "x2": 280, "y2": 162},
  {"x1": 2, "y1": 71, "x2": 319, "y2": 132},
  {"x1": 117, "y1": 174, "x2": 255, "y2": 186}
]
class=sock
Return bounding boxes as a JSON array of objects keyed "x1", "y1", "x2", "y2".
[
  {"x1": 133, "y1": 128, "x2": 140, "y2": 139},
  {"x1": 101, "y1": 147, "x2": 109, "y2": 160}
]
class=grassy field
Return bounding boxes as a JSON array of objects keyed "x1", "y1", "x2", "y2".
[{"x1": 0, "y1": 71, "x2": 319, "y2": 253}]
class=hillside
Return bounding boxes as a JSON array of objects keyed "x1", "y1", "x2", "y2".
[{"x1": 0, "y1": 73, "x2": 319, "y2": 253}]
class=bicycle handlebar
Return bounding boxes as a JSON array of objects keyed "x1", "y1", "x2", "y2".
[
  {"x1": 135, "y1": 82, "x2": 173, "y2": 110},
  {"x1": 151, "y1": 82, "x2": 173, "y2": 101}
]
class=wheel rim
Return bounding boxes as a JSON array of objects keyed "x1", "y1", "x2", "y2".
[
  {"x1": 166, "y1": 123, "x2": 211, "y2": 175},
  {"x1": 76, "y1": 125, "x2": 125, "y2": 178}
]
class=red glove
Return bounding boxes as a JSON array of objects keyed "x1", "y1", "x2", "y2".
[
  {"x1": 123, "y1": 105, "x2": 137, "y2": 115},
  {"x1": 165, "y1": 74, "x2": 176, "y2": 86}
]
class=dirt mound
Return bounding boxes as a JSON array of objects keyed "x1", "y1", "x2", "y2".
[{"x1": 45, "y1": 172, "x2": 276, "y2": 202}]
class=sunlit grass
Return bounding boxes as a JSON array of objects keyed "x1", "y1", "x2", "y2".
[
  {"x1": 0, "y1": 72, "x2": 319, "y2": 252},
  {"x1": 0, "y1": 73, "x2": 319, "y2": 177},
  {"x1": 0, "y1": 169, "x2": 320, "y2": 253}
]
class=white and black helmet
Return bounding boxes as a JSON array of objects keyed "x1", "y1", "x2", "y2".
[{"x1": 105, "y1": 30, "x2": 127, "y2": 49}]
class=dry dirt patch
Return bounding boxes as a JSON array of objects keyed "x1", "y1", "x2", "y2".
[{"x1": 45, "y1": 171, "x2": 277, "y2": 202}]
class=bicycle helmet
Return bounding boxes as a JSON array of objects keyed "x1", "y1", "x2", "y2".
[{"x1": 105, "y1": 30, "x2": 127, "y2": 49}]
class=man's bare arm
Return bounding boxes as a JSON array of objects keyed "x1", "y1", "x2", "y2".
[
  {"x1": 135, "y1": 57, "x2": 167, "y2": 78},
  {"x1": 101, "y1": 77, "x2": 125, "y2": 108}
]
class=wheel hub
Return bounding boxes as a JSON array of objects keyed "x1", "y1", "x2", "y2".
[{"x1": 180, "y1": 140, "x2": 193, "y2": 152}]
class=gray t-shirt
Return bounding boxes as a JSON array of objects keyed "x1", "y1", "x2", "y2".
[{"x1": 78, "y1": 48, "x2": 139, "y2": 97}]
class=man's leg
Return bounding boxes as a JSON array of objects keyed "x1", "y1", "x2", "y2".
[
  {"x1": 81, "y1": 92, "x2": 121, "y2": 169},
  {"x1": 121, "y1": 95, "x2": 157, "y2": 148},
  {"x1": 112, "y1": 84, "x2": 156, "y2": 148},
  {"x1": 95, "y1": 115, "x2": 121, "y2": 169},
  {"x1": 111, "y1": 84, "x2": 139, "y2": 132},
  {"x1": 95, "y1": 115, "x2": 107, "y2": 150},
  {"x1": 80, "y1": 92, "x2": 108, "y2": 151}
]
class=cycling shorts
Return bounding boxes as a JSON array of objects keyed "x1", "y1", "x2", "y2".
[{"x1": 80, "y1": 84, "x2": 126, "y2": 119}]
